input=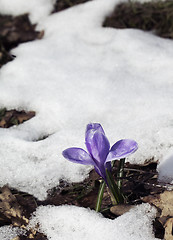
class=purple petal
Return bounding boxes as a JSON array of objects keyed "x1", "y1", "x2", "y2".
[
  {"x1": 86, "y1": 123, "x2": 105, "y2": 135},
  {"x1": 94, "y1": 164, "x2": 107, "y2": 181},
  {"x1": 85, "y1": 129, "x2": 110, "y2": 165},
  {"x1": 62, "y1": 148, "x2": 94, "y2": 165},
  {"x1": 106, "y1": 139, "x2": 138, "y2": 162}
]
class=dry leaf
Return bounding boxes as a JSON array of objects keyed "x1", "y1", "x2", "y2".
[
  {"x1": 0, "y1": 109, "x2": 35, "y2": 128},
  {"x1": 164, "y1": 218, "x2": 173, "y2": 240},
  {"x1": 142, "y1": 191, "x2": 173, "y2": 218},
  {"x1": 142, "y1": 190, "x2": 173, "y2": 239},
  {"x1": 0, "y1": 119, "x2": 6, "y2": 127},
  {"x1": 0, "y1": 186, "x2": 28, "y2": 227},
  {"x1": 17, "y1": 111, "x2": 35, "y2": 124},
  {"x1": 110, "y1": 204, "x2": 134, "y2": 216},
  {"x1": 12, "y1": 237, "x2": 20, "y2": 240}
]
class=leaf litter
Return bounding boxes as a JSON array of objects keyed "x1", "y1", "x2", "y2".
[
  {"x1": 103, "y1": 0, "x2": 173, "y2": 40},
  {"x1": 0, "y1": 108, "x2": 35, "y2": 128}
]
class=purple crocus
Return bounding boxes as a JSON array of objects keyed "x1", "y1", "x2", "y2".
[{"x1": 62, "y1": 123, "x2": 138, "y2": 182}]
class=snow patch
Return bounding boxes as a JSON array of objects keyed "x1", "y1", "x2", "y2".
[
  {"x1": 158, "y1": 151, "x2": 173, "y2": 184},
  {"x1": 28, "y1": 204, "x2": 158, "y2": 240}
]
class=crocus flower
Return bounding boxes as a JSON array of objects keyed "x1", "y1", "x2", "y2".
[{"x1": 62, "y1": 123, "x2": 138, "y2": 182}]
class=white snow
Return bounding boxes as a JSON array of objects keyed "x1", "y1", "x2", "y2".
[
  {"x1": 0, "y1": 0, "x2": 173, "y2": 238},
  {"x1": 28, "y1": 204, "x2": 158, "y2": 240},
  {"x1": 0, "y1": 226, "x2": 24, "y2": 240},
  {"x1": 157, "y1": 151, "x2": 173, "y2": 184}
]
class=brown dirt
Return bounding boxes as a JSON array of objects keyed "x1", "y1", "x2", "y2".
[
  {"x1": 0, "y1": 14, "x2": 43, "y2": 68},
  {"x1": 52, "y1": 0, "x2": 92, "y2": 13},
  {"x1": 0, "y1": 108, "x2": 35, "y2": 128},
  {"x1": 103, "y1": 0, "x2": 173, "y2": 40}
]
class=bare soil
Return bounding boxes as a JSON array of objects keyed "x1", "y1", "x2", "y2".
[{"x1": 103, "y1": 0, "x2": 173, "y2": 39}]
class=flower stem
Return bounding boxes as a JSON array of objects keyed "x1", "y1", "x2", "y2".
[
  {"x1": 117, "y1": 158, "x2": 125, "y2": 190},
  {"x1": 95, "y1": 180, "x2": 105, "y2": 212},
  {"x1": 106, "y1": 169, "x2": 124, "y2": 205}
]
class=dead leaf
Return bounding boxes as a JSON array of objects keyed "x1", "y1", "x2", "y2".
[
  {"x1": 12, "y1": 237, "x2": 20, "y2": 240},
  {"x1": 0, "y1": 119, "x2": 6, "y2": 127},
  {"x1": 164, "y1": 218, "x2": 173, "y2": 240},
  {"x1": 17, "y1": 111, "x2": 35, "y2": 124},
  {"x1": 0, "y1": 109, "x2": 35, "y2": 128},
  {"x1": 142, "y1": 190, "x2": 173, "y2": 239},
  {"x1": 142, "y1": 191, "x2": 173, "y2": 218},
  {"x1": 110, "y1": 204, "x2": 134, "y2": 216},
  {"x1": 0, "y1": 186, "x2": 28, "y2": 227}
]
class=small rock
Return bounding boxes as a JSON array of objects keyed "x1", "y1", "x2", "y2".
[{"x1": 110, "y1": 204, "x2": 134, "y2": 216}]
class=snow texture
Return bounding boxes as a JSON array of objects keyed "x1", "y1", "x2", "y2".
[
  {"x1": 0, "y1": 226, "x2": 24, "y2": 240},
  {"x1": 157, "y1": 151, "x2": 173, "y2": 184},
  {"x1": 0, "y1": 0, "x2": 172, "y2": 200},
  {"x1": 28, "y1": 204, "x2": 158, "y2": 240}
]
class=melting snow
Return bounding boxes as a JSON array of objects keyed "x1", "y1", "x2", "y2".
[{"x1": 28, "y1": 204, "x2": 158, "y2": 240}]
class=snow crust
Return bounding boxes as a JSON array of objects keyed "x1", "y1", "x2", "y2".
[
  {"x1": 157, "y1": 151, "x2": 173, "y2": 184},
  {"x1": 28, "y1": 204, "x2": 158, "y2": 240},
  {"x1": 0, "y1": 0, "x2": 172, "y2": 199},
  {"x1": 0, "y1": 226, "x2": 23, "y2": 240}
]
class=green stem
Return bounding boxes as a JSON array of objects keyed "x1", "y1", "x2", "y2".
[
  {"x1": 106, "y1": 169, "x2": 124, "y2": 205},
  {"x1": 117, "y1": 158, "x2": 125, "y2": 190},
  {"x1": 95, "y1": 180, "x2": 105, "y2": 212}
]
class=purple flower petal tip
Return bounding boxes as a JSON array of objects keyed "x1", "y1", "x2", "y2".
[
  {"x1": 106, "y1": 139, "x2": 138, "y2": 162},
  {"x1": 86, "y1": 123, "x2": 105, "y2": 135},
  {"x1": 62, "y1": 147, "x2": 94, "y2": 165}
]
